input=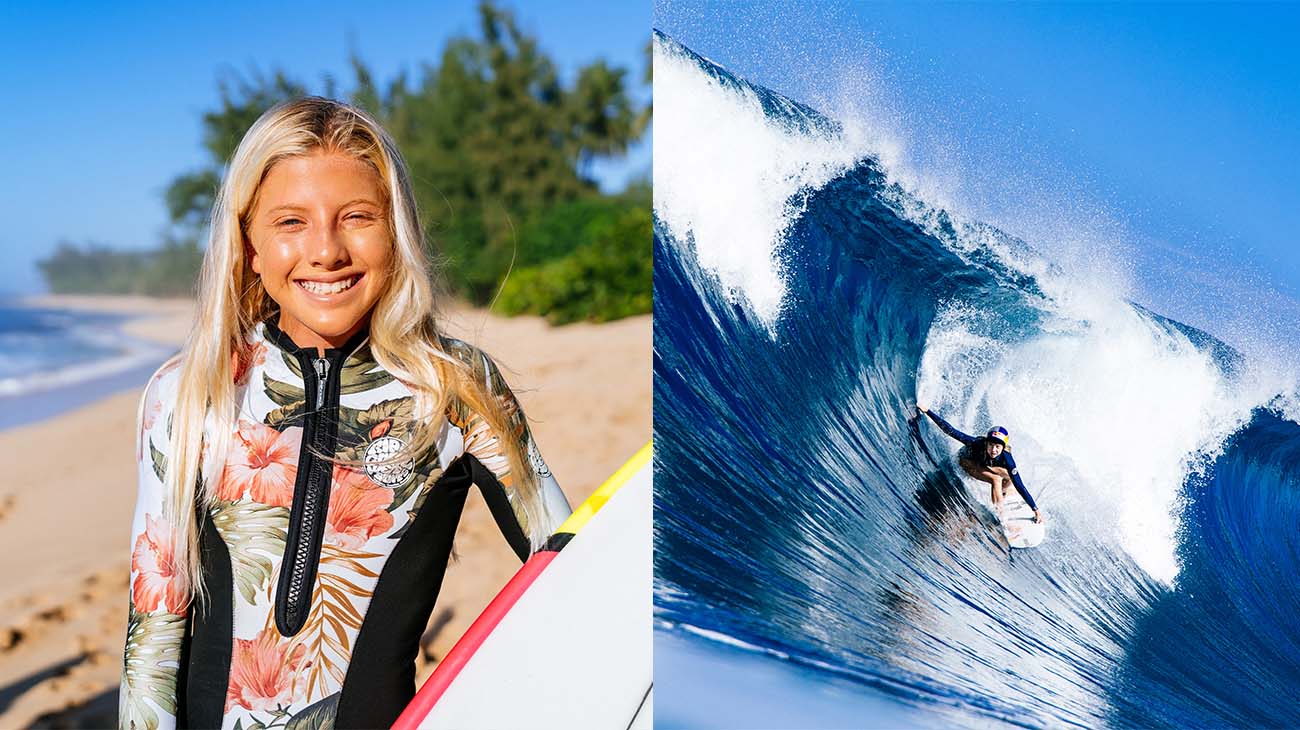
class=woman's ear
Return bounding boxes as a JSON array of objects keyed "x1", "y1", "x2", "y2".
[{"x1": 244, "y1": 237, "x2": 261, "y2": 275}]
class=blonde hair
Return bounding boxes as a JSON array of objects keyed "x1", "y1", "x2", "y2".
[{"x1": 160, "y1": 96, "x2": 552, "y2": 604}]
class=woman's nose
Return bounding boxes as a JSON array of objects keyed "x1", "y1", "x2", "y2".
[{"x1": 307, "y1": 221, "x2": 349, "y2": 268}]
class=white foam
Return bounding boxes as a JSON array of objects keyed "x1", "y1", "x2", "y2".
[
  {"x1": 0, "y1": 346, "x2": 168, "y2": 397},
  {"x1": 918, "y1": 294, "x2": 1266, "y2": 584},
  {"x1": 653, "y1": 39, "x2": 864, "y2": 329},
  {"x1": 0, "y1": 317, "x2": 171, "y2": 398}
]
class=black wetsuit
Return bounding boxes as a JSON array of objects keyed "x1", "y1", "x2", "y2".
[{"x1": 923, "y1": 409, "x2": 1038, "y2": 511}]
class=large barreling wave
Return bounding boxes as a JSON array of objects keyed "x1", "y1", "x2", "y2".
[{"x1": 652, "y1": 30, "x2": 1300, "y2": 729}]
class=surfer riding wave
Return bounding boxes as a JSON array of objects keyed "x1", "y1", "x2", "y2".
[{"x1": 916, "y1": 405, "x2": 1043, "y2": 523}]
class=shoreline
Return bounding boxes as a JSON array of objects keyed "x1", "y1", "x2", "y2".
[
  {"x1": 0, "y1": 296, "x2": 193, "y2": 431},
  {"x1": 0, "y1": 294, "x2": 651, "y2": 728},
  {"x1": 15, "y1": 294, "x2": 197, "y2": 348}
]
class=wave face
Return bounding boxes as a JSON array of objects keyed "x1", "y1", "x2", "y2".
[{"x1": 653, "y1": 31, "x2": 1300, "y2": 729}]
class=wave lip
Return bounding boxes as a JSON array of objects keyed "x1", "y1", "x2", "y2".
[{"x1": 653, "y1": 30, "x2": 863, "y2": 328}]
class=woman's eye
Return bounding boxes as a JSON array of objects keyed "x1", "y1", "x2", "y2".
[
  {"x1": 278, "y1": 218, "x2": 304, "y2": 227},
  {"x1": 347, "y1": 212, "x2": 374, "y2": 221}
]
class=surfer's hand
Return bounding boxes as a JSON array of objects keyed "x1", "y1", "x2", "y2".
[
  {"x1": 915, "y1": 403, "x2": 928, "y2": 414},
  {"x1": 1033, "y1": 510, "x2": 1043, "y2": 524}
]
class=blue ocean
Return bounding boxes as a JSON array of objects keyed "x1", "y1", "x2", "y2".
[
  {"x1": 653, "y1": 32, "x2": 1300, "y2": 729},
  {"x1": 0, "y1": 300, "x2": 171, "y2": 429}
]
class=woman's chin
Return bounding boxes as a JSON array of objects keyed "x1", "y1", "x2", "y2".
[{"x1": 276, "y1": 309, "x2": 371, "y2": 349}]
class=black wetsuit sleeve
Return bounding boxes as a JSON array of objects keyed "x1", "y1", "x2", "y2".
[
  {"x1": 924, "y1": 410, "x2": 977, "y2": 446},
  {"x1": 458, "y1": 349, "x2": 573, "y2": 562},
  {"x1": 1002, "y1": 450, "x2": 1038, "y2": 511},
  {"x1": 467, "y1": 455, "x2": 533, "y2": 562}
]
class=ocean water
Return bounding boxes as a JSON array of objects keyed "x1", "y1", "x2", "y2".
[
  {"x1": 0, "y1": 300, "x2": 172, "y2": 428},
  {"x1": 653, "y1": 31, "x2": 1300, "y2": 729}
]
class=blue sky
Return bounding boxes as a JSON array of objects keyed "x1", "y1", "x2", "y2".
[
  {"x1": 654, "y1": 2, "x2": 1299, "y2": 350},
  {"x1": 0, "y1": 1, "x2": 649, "y2": 295}
]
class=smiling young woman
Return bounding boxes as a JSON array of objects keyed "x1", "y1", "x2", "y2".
[{"x1": 119, "y1": 97, "x2": 571, "y2": 730}]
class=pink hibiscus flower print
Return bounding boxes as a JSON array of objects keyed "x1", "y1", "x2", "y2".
[
  {"x1": 231, "y1": 341, "x2": 268, "y2": 386},
  {"x1": 137, "y1": 397, "x2": 164, "y2": 461},
  {"x1": 324, "y1": 466, "x2": 394, "y2": 550},
  {"x1": 217, "y1": 421, "x2": 303, "y2": 507},
  {"x1": 224, "y1": 629, "x2": 310, "y2": 712},
  {"x1": 131, "y1": 514, "x2": 188, "y2": 615}
]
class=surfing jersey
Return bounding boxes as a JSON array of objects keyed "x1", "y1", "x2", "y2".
[
  {"x1": 120, "y1": 318, "x2": 571, "y2": 730},
  {"x1": 923, "y1": 410, "x2": 1038, "y2": 511}
]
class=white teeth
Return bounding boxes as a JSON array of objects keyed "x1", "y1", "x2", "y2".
[{"x1": 299, "y1": 275, "x2": 359, "y2": 296}]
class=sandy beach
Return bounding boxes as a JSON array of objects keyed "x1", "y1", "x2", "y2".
[{"x1": 0, "y1": 295, "x2": 651, "y2": 728}]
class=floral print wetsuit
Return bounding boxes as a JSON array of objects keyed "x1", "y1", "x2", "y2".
[{"x1": 120, "y1": 319, "x2": 570, "y2": 730}]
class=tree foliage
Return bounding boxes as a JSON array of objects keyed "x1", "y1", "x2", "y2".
[
  {"x1": 496, "y1": 184, "x2": 651, "y2": 324},
  {"x1": 37, "y1": 236, "x2": 203, "y2": 297}
]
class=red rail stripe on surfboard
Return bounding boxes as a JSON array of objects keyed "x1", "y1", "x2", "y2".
[{"x1": 391, "y1": 549, "x2": 559, "y2": 730}]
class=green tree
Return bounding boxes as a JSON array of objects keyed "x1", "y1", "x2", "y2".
[{"x1": 367, "y1": 1, "x2": 647, "y2": 302}]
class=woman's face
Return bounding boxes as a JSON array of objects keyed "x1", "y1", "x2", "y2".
[
  {"x1": 246, "y1": 151, "x2": 392, "y2": 354},
  {"x1": 985, "y1": 441, "x2": 1004, "y2": 460}
]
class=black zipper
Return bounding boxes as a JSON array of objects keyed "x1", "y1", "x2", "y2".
[{"x1": 263, "y1": 320, "x2": 367, "y2": 637}]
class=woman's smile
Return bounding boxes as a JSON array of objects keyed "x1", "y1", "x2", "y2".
[{"x1": 295, "y1": 272, "x2": 363, "y2": 299}]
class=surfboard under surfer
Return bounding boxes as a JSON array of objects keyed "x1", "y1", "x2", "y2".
[{"x1": 915, "y1": 405, "x2": 1043, "y2": 524}]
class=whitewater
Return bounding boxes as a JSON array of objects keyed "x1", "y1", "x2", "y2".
[{"x1": 653, "y1": 31, "x2": 1300, "y2": 729}]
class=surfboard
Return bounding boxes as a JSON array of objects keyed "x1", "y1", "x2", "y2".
[
  {"x1": 1001, "y1": 494, "x2": 1045, "y2": 548},
  {"x1": 391, "y1": 442, "x2": 653, "y2": 730}
]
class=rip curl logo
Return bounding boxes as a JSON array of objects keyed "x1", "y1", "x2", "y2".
[
  {"x1": 527, "y1": 437, "x2": 551, "y2": 478},
  {"x1": 364, "y1": 435, "x2": 416, "y2": 488}
]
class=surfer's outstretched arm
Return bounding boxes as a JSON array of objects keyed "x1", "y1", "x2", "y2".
[
  {"x1": 1001, "y1": 450, "x2": 1039, "y2": 512},
  {"x1": 919, "y1": 408, "x2": 977, "y2": 446}
]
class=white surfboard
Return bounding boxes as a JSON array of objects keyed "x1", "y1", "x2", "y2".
[
  {"x1": 1001, "y1": 495, "x2": 1045, "y2": 548},
  {"x1": 393, "y1": 443, "x2": 653, "y2": 730}
]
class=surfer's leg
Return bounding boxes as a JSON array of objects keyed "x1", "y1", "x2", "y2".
[
  {"x1": 989, "y1": 466, "x2": 1012, "y2": 497},
  {"x1": 958, "y1": 458, "x2": 989, "y2": 481},
  {"x1": 960, "y1": 458, "x2": 1004, "y2": 512}
]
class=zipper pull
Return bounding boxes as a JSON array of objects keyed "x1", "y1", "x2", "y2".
[{"x1": 314, "y1": 358, "x2": 330, "y2": 409}]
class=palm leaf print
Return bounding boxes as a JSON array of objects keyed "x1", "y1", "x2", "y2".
[
  {"x1": 346, "y1": 398, "x2": 415, "y2": 437},
  {"x1": 388, "y1": 466, "x2": 441, "y2": 527},
  {"x1": 281, "y1": 350, "x2": 303, "y2": 377},
  {"x1": 264, "y1": 401, "x2": 307, "y2": 431},
  {"x1": 264, "y1": 372, "x2": 305, "y2": 407},
  {"x1": 284, "y1": 692, "x2": 340, "y2": 730},
  {"x1": 121, "y1": 609, "x2": 186, "y2": 730},
  {"x1": 212, "y1": 500, "x2": 290, "y2": 604},
  {"x1": 276, "y1": 544, "x2": 382, "y2": 700},
  {"x1": 149, "y1": 438, "x2": 167, "y2": 483},
  {"x1": 339, "y1": 369, "x2": 395, "y2": 394}
]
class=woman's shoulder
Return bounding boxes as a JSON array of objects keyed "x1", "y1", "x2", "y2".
[
  {"x1": 438, "y1": 335, "x2": 508, "y2": 387},
  {"x1": 139, "y1": 355, "x2": 184, "y2": 419},
  {"x1": 436, "y1": 335, "x2": 528, "y2": 430},
  {"x1": 144, "y1": 355, "x2": 184, "y2": 398},
  {"x1": 439, "y1": 334, "x2": 485, "y2": 364}
]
